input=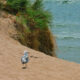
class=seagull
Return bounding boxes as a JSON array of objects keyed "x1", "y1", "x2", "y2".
[{"x1": 21, "y1": 50, "x2": 29, "y2": 68}]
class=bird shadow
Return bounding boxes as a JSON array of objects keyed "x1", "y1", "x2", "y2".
[
  {"x1": 22, "y1": 67, "x2": 27, "y2": 69},
  {"x1": 30, "y1": 56, "x2": 38, "y2": 58}
]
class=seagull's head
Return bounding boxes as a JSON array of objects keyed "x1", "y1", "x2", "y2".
[{"x1": 24, "y1": 50, "x2": 29, "y2": 56}]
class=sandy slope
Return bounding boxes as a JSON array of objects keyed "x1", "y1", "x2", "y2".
[{"x1": 0, "y1": 15, "x2": 80, "y2": 80}]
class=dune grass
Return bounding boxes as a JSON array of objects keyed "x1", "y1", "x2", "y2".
[{"x1": 0, "y1": 0, "x2": 56, "y2": 56}]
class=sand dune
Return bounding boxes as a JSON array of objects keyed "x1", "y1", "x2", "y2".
[{"x1": 0, "y1": 15, "x2": 80, "y2": 80}]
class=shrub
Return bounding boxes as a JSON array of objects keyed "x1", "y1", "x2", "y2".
[
  {"x1": 6, "y1": 0, "x2": 52, "y2": 29},
  {"x1": 6, "y1": 0, "x2": 30, "y2": 12},
  {"x1": 32, "y1": 0, "x2": 43, "y2": 11},
  {"x1": 5, "y1": 0, "x2": 56, "y2": 56}
]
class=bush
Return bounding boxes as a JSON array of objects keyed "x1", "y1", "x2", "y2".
[
  {"x1": 6, "y1": 0, "x2": 52, "y2": 29},
  {"x1": 5, "y1": 0, "x2": 56, "y2": 56},
  {"x1": 7, "y1": 0, "x2": 30, "y2": 12},
  {"x1": 32, "y1": 0, "x2": 43, "y2": 11}
]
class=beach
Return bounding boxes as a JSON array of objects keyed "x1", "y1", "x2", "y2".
[{"x1": 0, "y1": 14, "x2": 80, "y2": 80}]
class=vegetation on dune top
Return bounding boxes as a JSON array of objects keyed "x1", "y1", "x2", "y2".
[
  {"x1": 0, "y1": 0, "x2": 56, "y2": 57},
  {"x1": 6, "y1": 0, "x2": 52, "y2": 29}
]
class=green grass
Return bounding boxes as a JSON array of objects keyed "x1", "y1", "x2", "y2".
[
  {"x1": 0, "y1": 0, "x2": 56, "y2": 56},
  {"x1": 6, "y1": 0, "x2": 52, "y2": 30}
]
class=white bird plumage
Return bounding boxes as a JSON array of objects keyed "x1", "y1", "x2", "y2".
[{"x1": 21, "y1": 50, "x2": 29, "y2": 64}]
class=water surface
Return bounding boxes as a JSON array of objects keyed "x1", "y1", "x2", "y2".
[{"x1": 45, "y1": 1, "x2": 80, "y2": 63}]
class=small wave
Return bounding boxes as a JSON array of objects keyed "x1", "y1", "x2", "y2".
[
  {"x1": 64, "y1": 36, "x2": 80, "y2": 39},
  {"x1": 54, "y1": 23, "x2": 80, "y2": 27},
  {"x1": 63, "y1": 36, "x2": 76, "y2": 39},
  {"x1": 45, "y1": 0, "x2": 80, "y2": 4},
  {"x1": 55, "y1": 35, "x2": 80, "y2": 40}
]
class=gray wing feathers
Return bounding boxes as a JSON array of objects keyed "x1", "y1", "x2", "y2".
[{"x1": 21, "y1": 56, "x2": 29, "y2": 63}]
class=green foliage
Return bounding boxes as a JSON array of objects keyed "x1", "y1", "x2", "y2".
[
  {"x1": 16, "y1": 15, "x2": 27, "y2": 26},
  {"x1": 7, "y1": 0, "x2": 30, "y2": 12},
  {"x1": 16, "y1": 15, "x2": 31, "y2": 33},
  {"x1": 34, "y1": 11, "x2": 52, "y2": 29},
  {"x1": 3, "y1": 0, "x2": 56, "y2": 56},
  {"x1": 6, "y1": 0, "x2": 52, "y2": 29},
  {"x1": 32, "y1": 0, "x2": 43, "y2": 10}
]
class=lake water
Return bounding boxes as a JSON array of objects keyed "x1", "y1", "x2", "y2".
[{"x1": 45, "y1": 1, "x2": 80, "y2": 63}]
